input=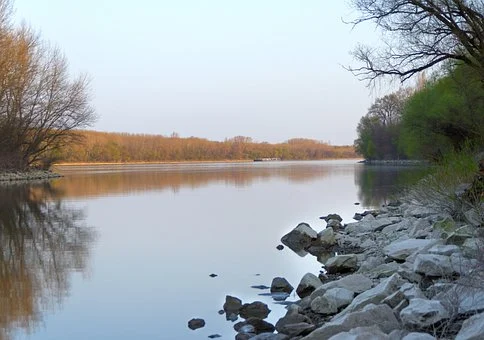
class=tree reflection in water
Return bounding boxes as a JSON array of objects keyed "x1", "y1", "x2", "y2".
[{"x1": 0, "y1": 182, "x2": 95, "y2": 339}]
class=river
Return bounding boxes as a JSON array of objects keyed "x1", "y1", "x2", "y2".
[{"x1": 0, "y1": 160, "x2": 426, "y2": 339}]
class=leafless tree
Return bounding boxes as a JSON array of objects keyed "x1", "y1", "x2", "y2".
[
  {"x1": 348, "y1": 0, "x2": 484, "y2": 84},
  {"x1": 0, "y1": 0, "x2": 96, "y2": 170}
]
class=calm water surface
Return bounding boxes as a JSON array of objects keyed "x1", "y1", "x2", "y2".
[{"x1": 0, "y1": 160, "x2": 426, "y2": 339}]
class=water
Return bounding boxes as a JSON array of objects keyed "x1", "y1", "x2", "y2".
[{"x1": 0, "y1": 160, "x2": 426, "y2": 339}]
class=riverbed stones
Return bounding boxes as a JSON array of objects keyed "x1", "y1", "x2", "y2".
[
  {"x1": 271, "y1": 277, "x2": 293, "y2": 294},
  {"x1": 400, "y1": 298, "x2": 449, "y2": 328},
  {"x1": 281, "y1": 223, "x2": 318, "y2": 254},
  {"x1": 325, "y1": 254, "x2": 358, "y2": 274},
  {"x1": 239, "y1": 301, "x2": 271, "y2": 320},
  {"x1": 188, "y1": 318, "x2": 205, "y2": 330},
  {"x1": 296, "y1": 273, "x2": 322, "y2": 298},
  {"x1": 383, "y1": 239, "x2": 436, "y2": 261}
]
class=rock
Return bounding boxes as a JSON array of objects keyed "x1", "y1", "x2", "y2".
[
  {"x1": 250, "y1": 333, "x2": 290, "y2": 340},
  {"x1": 209, "y1": 273, "x2": 218, "y2": 277},
  {"x1": 251, "y1": 285, "x2": 270, "y2": 290},
  {"x1": 428, "y1": 244, "x2": 460, "y2": 256},
  {"x1": 345, "y1": 217, "x2": 401, "y2": 234},
  {"x1": 381, "y1": 219, "x2": 414, "y2": 235},
  {"x1": 327, "y1": 219, "x2": 343, "y2": 230},
  {"x1": 405, "y1": 206, "x2": 437, "y2": 218},
  {"x1": 188, "y1": 318, "x2": 205, "y2": 330},
  {"x1": 328, "y1": 325, "x2": 390, "y2": 340},
  {"x1": 208, "y1": 335, "x2": 221, "y2": 339},
  {"x1": 383, "y1": 239, "x2": 436, "y2": 261},
  {"x1": 325, "y1": 254, "x2": 358, "y2": 274},
  {"x1": 321, "y1": 214, "x2": 343, "y2": 222},
  {"x1": 399, "y1": 283, "x2": 426, "y2": 300},
  {"x1": 281, "y1": 223, "x2": 318, "y2": 253},
  {"x1": 275, "y1": 310, "x2": 313, "y2": 335},
  {"x1": 239, "y1": 301, "x2": 271, "y2": 320},
  {"x1": 462, "y1": 238, "x2": 484, "y2": 257},
  {"x1": 400, "y1": 298, "x2": 449, "y2": 328},
  {"x1": 413, "y1": 254, "x2": 454, "y2": 277},
  {"x1": 353, "y1": 213, "x2": 363, "y2": 221},
  {"x1": 318, "y1": 227, "x2": 336, "y2": 246},
  {"x1": 450, "y1": 253, "x2": 478, "y2": 276},
  {"x1": 300, "y1": 304, "x2": 400, "y2": 340},
  {"x1": 434, "y1": 284, "x2": 484, "y2": 315},
  {"x1": 368, "y1": 262, "x2": 400, "y2": 279},
  {"x1": 276, "y1": 244, "x2": 284, "y2": 250},
  {"x1": 311, "y1": 288, "x2": 354, "y2": 314},
  {"x1": 296, "y1": 273, "x2": 322, "y2": 298},
  {"x1": 235, "y1": 318, "x2": 275, "y2": 334},
  {"x1": 310, "y1": 274, "x2": 373, "y2": 300},
  {"x1": 271, "y1": 277, "x2": 294, "y2": 294},
  {"x1": 224, "y1": 295, "x2": 243, "y2": 315},
  {"x1": 455, "y1": 312, "x2": 484, "y2": 340},
  {"x1": 337, "y1": 273, "x2": 402, "y2": 316},
  {"x1": 382, "y1": 290, "x2": 406, "y2": 309},
  {"x1": 464, "y1": 207, "x2": 483, "y2": 227},
  {"x1": 278, "y1": 322, "x2": 316, "y2": 337},
  {"x1": 402, "y1": 332, "x2": 435, "y2": 340}
]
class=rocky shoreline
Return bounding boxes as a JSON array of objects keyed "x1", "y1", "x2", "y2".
[
  {"x1": 0, "y1": 170, "x2": 62, "y2": 182},
  {"x1": 198, "y1": 186, "x2": 483, "y2": 339}
]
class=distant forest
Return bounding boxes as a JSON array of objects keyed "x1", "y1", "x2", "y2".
[{"x1": 55, "y1": 131, "x2": 357, "y2": 163}]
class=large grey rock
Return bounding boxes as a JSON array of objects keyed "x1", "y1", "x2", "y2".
[
  {"x1": 281, "y1": 223, "x2": 318, "y2": 254},
  {"x1": 464, "y1": 206, "x2": 483, "y2": 227},
  {"x1": 328, "y1": 325, "x2": 390, "y2": 340},
  {"x1": 310, "y1": 274, "x2": 373, "y2": 300},
  {"x1": 381, "y1": 219, "x2": 414, "y2": 235},
  {"x1": 275, "y1": 310, "x2": 313, "y2": 335},
  {"x1": 462, "y1": 238, "x2": 484, "y2": 257},
  {"x1": 428, "y1": 244, "x2": 460, "y2": 256},
  {"x1": 450, "y1": 253, "x2": 478, "y2": 276},
  {"x1": 235, "y1": 318, "x2": 275, "y2": 334},
  {"x1": 249, "y1": 334, "x2": 289, "y2": 340},
  {"x1": 224, "y1": 295, "x2": 243, "y2": 318},
  {"x1": 327, "y1": 219, "x2": 343, "y2": 230},
  {"x1": 325, "y1": 254, "x2": 358, "y2": 274},
  {"x1": 300, "y1": 304, "x2": 400, "y2": 340},
  {"x1": 434, "y1": 284, "x2": 484, "y2": 315},
  {"x1": 402, "y1": 333, "x2": 435, "y2": 340},
  {"x1": 296, "y1": 273, "x2": 322, "y2": 298},
  {"x1": 318, "y1": 227, "x2": 337, "y2": 246},
  {"x1": 311, "y1": 288, "x2": 354, "y2": 315},
  {"x1": 271, "y1": 277, "x2": 294, "y2": 294},
  {"x1": 400, "y1": 298, "x2": 449, "y2": 328},
  {"x1": 368, "y1": 262, "x2": 400, "y2": 279},
  {"x1": 399, "y1": 283, "x2": 426, "y2": 300},
  {"x1": 383, "y1": 239, "x2": 436, "y2": 261},
  {"x1": 345, "y1": 217, "x2": 401, "y2": 235},
  {"x1": 413, "y1": 254, "x2": 454, "y2": 277},
  {"x1": 239, "y1": 301, "x2": 271, "y2": 319},
  {"x1": 455, "y1": 312, "x2": 484, "y2": 340},
  {"x1": 337, "y1": 273, "x2": 402, "y2": 316}
]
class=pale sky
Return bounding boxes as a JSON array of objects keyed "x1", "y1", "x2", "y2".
[{"x1": 14, "y1": 0, "x2": 382, "y2": 145}]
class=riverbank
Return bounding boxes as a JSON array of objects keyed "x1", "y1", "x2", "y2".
[
  {"x1": 360, "y1": 159, "x2": 429, "y2": 166},
  {"x1": 0, "y1": 170, "x2": 62, "y2": 182},
  {"x1": 219, "y1": 184, "x2": 483, "y2": 339}
]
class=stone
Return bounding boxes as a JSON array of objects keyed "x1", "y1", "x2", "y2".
[
  {"x1": 328, "y1": 325, "x2": 390, "y2": 340},
  {"x1": 239, "y1": 301, "x2": 271, "y2": 319},
  {"x1": 464, "y1": 207, "x2": 483, "y2": 227},
  {"x1": 275, "y1": 310, "x2": 313, "y2": 334},
  {"x1": 450, "y1": 253, "x2": 478, "y2": 276},
  {"x1": 434, "y1": 284, "x2": 484, "y2": 315},
  {"x1": 368, "y1": 262, "x2": 400, "y2": 278},
  {"x1": 250, "y1": 333, "x2": 290, "y2": 340},
  {"x1": 325, "y1": 254, "x2": 358, "y2": 274},
  {"x1": 327, "y1": 219, "x2": 343, "y2": 230},
  {"x1": 311, "y1": 295, "x2": 338, "y2": 315},
  {"x1": 235, "y1": 318, "x2": 275, "y2": 334},
  {"x1": 311, "y1": 288, "x2": 354, "y2": 314},
  {"x1": 399, "y1": 283, "x2": 426, "y2": 300},
  {"x1": 402, "y1": 332, "x2": 435, "y2": 340},
  {"x1": 462, "y1": 238, "x2": 484, "y2": 257},
  {"x1": 310, "y1": 274, "x2": 373, "y2": 300},
  {"x1": 278, "y1": 322, "x2": 316, "y2": 337},
  {"x1": 318, "y1": 227, "x2": 336, "y2": 247},
  {"x1": 300, "y1": 304, "x2": 400, "y2": 340},
  {"x1": 188, "y1": 318, "x2": 205, "y2": 330},
  {"x1": 428, "y1": 244, "x2": 460, "y2": 256},
  {"x1": 381, "y1": 219, "x2": 414, "y2": 235},
  {"x1": 337, "y1": 273, "x2": 402, "y2": 316},
  {"x1": 455, "y1": 312, "x2": 484, "y2": 340},
  {"x1": 345, "y1": 217, "x2": 401, "y2": 235},
  {"x1": 400, "y1": 298, "x2": 449, "y2": 328},
  {"x1": 271, "y1": 277, "x2": 294, "y2": 294},
  {"x1": 276, "y1": 244, "x2": 284, "y2": 250},
  {"x1": 382, "y1": 290, "x2": 406, "y2": 309},
  {"x1": 321, "y1": 214, "x2": 343, "y2": 222},
  {"x1": 296, "y1": 273, "x2": 322, "y2": 298},
  {"x1": 224, "y1": 295, "x2": 243, "y2": 315},
  {"x1": 281, "y1": 223, "x2": 318, "y2": 253},
  {"x1": 208, "y1": 335, "x2": 221, "y2": 339},
  {"x1": 383, "y1": 239, "x2": 436, "y2": 261},
  {"x1": 413, "y1": 254, "x2": 454, "y2": 277}
]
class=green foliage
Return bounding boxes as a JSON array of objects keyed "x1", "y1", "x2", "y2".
[{"x1": 400, "y1": 65, "x2": 484, "y2": 160}]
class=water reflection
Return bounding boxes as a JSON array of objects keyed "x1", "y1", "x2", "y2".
[
  {"x1": 354, "y1": 165, "x2": 428, "y2": 207},
  {"x1": 0, "y1": 182, "x2": 94, "y2": 339}
]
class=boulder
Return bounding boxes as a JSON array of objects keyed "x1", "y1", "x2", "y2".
[
  {"x1": 328, "y1": 325, "x2": 390, "y2": 340},
  {"x1": 300, "y1": 304, "x2": 400, "y2": 340},
  {"x1": 428, "y1": 244, "x2": 460, "y2": 256},
  {"x1": 281, "y1": 223, "x2": 318, "y2": 253},
  {"x1": 345, "y1": 217, "x2": 401, "y2": 235},
  {"x1": 455, "y1": 312, "x2": 484, "y2": 340},
  {"x1": 275, "y1": 310, "x2": 313, "y2": 335},
  {"x1": 383, "y1": 239, "x2": 436, "y2": 261},
  {"x1": 188, "y1": 318, "x2": 205, "y2": 330},
  {"x1": 327, "y1": 219, "x2": 343, "y2": 230},
  {"x1": 224, "y1": 295, "x2": 243, "y2": 317},
  {"x1": 413, "y1": 254, "x2": 454, "y2": 277},
  {"x1": 402, "y1": 332, "x2": 435, "y2": 340},
  {"x1": 464, "y1": 206, "x2": 483, "y2": 227},
  {"x1": 310, "y1": 274, "x2": 373, "y2": 300},
  {"x1": 434, "y1": 284, "x2": 484, "y2": 315},
  {"x1": 235, "y1": 318, "x2": 275, "y2": 334},
  {"x1": 311, "y1": 287, "x2": 354, "y2": 314},
  {"x1": 250, "y1": 333, "x2": 290, "y2": 340},
  {"x1": 337, "y1": 273, "x2": 402, "y2": 316},
  {"x1": 399, "y1": 283, "x2": 426, "y2": 300},
  {"x1": 318, "y1": 228, "x2": 336, "y2": 247},
  {"x1": 311, "y1": 295, "x2": 338, "y2": 315},
  {"x1": 325, "y1": 254, "x2": 358, "y2": 274},
  {"x1": 296, "y1": 273, "x2": 322, "y2": 298},
  {"x1": 239, "y1": 301, "x2": 271, "y2": 319},
  {"x1": 271, "y1": 277, "x2": 294, "y2": 294},
  {"x1": 321, "y1": 214, "x2": 343, "y2": 222},
  {"x1": 400, "y1": 298, "x2": 449, "y2": 328}
]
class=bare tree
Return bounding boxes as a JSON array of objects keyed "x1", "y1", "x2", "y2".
[
  {"x1": 0, "y1": 0, "x2": 95, "y2": 170},
  {"x1": 348, "y1": 0, "x2": 484, "y2": 84}
]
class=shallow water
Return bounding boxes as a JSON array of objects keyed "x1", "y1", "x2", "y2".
[{"x1": 0, "y1": 160, "x2": 426, "y2": 339}]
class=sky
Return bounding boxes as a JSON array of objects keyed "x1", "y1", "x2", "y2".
[{"x1": 13, "y1": 0, "x2": 384, "y2": 145}]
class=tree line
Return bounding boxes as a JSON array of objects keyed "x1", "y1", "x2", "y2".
[{"x1": 54, "y1": 131, "x2": 356, "y2": 163}]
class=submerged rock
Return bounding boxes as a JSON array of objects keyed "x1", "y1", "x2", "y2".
[
  {"x1": 239, "y1": 301, "x2": 271, "y2": 319},
  {"x1": 271, "y1": 277, "x2": 294, "y2": 294},
  {"x1": 281, "y1": 223, "x2": 318, "y2": 254},
  {"x1": 188, "y1": 318, "x2": 205, "y2": 330}
]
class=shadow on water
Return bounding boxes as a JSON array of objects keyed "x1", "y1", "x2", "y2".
[
  {"x1": 0, "y1": 182, "x2": 95, "y2": 340},
  {"x1": 354, "y1": 164, "x2": 429, "y2": 208}
]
